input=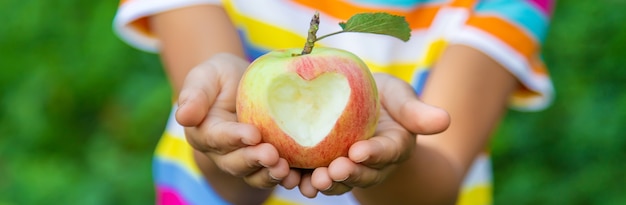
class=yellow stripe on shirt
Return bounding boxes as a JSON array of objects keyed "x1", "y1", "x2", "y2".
[{"x1": 155, "y1": 132, "x2": 202, "y2": 176}]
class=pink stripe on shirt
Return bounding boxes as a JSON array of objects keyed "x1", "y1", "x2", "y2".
[
  {"x1": 157, "y1": 186, "x2": 189, "y2": 205},
  {"x1": 529, "y1": 0, "x2": 554, "y2": 16}
]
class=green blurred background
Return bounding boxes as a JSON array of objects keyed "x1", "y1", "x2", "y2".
[{"x1": 1, "y1": 0, "x2": 624, "y2": 204}]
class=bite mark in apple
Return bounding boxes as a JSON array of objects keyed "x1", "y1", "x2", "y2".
[{"x1": 268, "y1": 72, "x2": 350, "y2": 147}]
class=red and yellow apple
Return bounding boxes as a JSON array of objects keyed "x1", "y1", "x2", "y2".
[{"x1": 236, "y1": 47, "x2": 380, "y2": 169}]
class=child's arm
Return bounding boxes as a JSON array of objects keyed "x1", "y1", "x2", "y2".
[
  {"x1": 150, "y1": 5, "x2": 244, "y2": 93},
  {"x1": 149, "y1": 5, "x2": 295, "y2": 204},
  {"x1": 369, "y1": 44, "x2": 517, "y2": 204},
  {"x1": 311, "y1": 0, "x2": 553, "y2": 202},
  {"x1": 306, "y1": 44, "x2": 517, "y2": 204}
]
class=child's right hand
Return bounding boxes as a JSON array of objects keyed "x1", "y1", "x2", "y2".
[{"x1": 174, "y1": 53, "x2": 298, "y2": 189}]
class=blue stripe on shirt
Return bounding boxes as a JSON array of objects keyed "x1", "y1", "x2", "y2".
[
  {"x1": 238, "y1": 30, "x2": 270, "y2": 61},
  {"x1": 412, "y1": 69, "x2": 429, "y2": 96},
  {"x1": 474, "y1": 0, "x2": 549, "y2": 43}
]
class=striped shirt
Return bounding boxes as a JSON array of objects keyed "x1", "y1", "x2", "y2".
[{"x1": 114, "y1": 0, "x2": 554, "y2": 204}]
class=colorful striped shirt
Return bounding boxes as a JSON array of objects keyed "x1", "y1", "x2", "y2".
[{"x1": 113, "y1": 0, "x2": 554, "y2": 204}]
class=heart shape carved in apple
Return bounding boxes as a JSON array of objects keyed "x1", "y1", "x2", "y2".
[{"x1": 267, "y1": 72, "x2": 350, "y2": 147}]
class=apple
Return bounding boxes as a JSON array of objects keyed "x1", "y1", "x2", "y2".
[{"x1": 236, "y1": 47, "x2": 380, "y2": 168}]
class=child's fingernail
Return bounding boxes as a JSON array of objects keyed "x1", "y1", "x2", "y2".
[
  {"x1": 177, "y1": 89, "x2": 195, "y2": 108},
  {"x1": 355, "y1": 155, "x2": 369, "y2": 163},
  {"x1": 334, "y1": 175, "x2": 349, "y2": 182},
  {"x1": 241, "y1": 137, "x2": 254, "y2": 145},
  {"x1": 269, "y1": 172, "x2": 281, "y2": 181},
  {"x1": 322, "y1": 183, "x2": 334, "y2": 191},
  {"x1": 177, "y1": 98, "x2": 188, "y2": 109}
]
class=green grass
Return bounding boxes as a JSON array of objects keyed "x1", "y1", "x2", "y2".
[{"x1": 0, "y1": 0, "x2": 624, "y2": 204}]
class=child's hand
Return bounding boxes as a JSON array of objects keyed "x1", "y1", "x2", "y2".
[
  {"x1": 175, "y1": 53, "x2": 298, "y2": 189},
  {"x1": 299, "y1": 73, "x2": 451, "y2": 197}
]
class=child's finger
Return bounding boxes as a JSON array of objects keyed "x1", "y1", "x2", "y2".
[
  {"x1": 298, "y1": 172, "x2": 319, "y2": 198},
  {"x1": 326, "y1": 157, "x2": 392, "y2": 189},
  {"x1": 175, "y1": 62, "x2": 220, "y2": 127},
  {"x1": 176, "y1": 53, "x2": 248, "y2": 127},
  {"x1": 243, "y1": 158, "x2": 290, "y2": 189},
  {"x1": 280, "y1": 169, "x2": 301, "y2": 190},
  {"x1": 345, "y1": 104, "x2": 413, "y2": 166},
  {"x1": 374, "y1": 74, "x2": 450, "y2": 135},
  {"x1": 210, "y1": 143, "x2": 281, "y2": 178},
  {"x1": 348, "y1": 126, "x2": 415, "y2": 169},
  {"x1": 311, "y1": 167, "x2": 353, "y2": 196},
  {"x1": 184, "y1": 110, "x2": 261, "y2": 155}
]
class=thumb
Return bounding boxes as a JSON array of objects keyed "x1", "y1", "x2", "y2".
[
  {"x1": 375, "y1": 74, "x2": 450, "y2": 135},
  {"x1": 175, "y1": 61, "x2": 220, "y2": 127}
]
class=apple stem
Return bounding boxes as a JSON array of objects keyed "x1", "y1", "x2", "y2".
[
  {"x1": 315, "y1": 30, "x2": 345, "y2": 42},
  {"x1": 298, "y1": 11, "x2": 351, "y2": 55},
  {"x1": 300, "y1": 11, "x2": 320, "y2": 55}
]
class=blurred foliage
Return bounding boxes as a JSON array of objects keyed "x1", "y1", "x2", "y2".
[
  {"x1": 0, "y1": 0, "x2": 169, "y2": 204},
  {"x1": 0, "y1": 0, "x2": 624, "y2": 204},
  {"x1": 491, "y1": 0, "x2": 626, "y2": 204}
]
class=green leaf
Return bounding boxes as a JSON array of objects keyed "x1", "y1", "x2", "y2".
[{"x1": 339, "y1": 12, "x2": 411, "y2": 42}]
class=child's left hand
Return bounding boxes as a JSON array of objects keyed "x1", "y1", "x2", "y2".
[{"x1": 296, "y1": 73, "x2": 450, "y2": 197}]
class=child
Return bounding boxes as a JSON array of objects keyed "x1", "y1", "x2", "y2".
[{"x1": 114, "y1": 0, "x2": 554, "y2": 204}]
